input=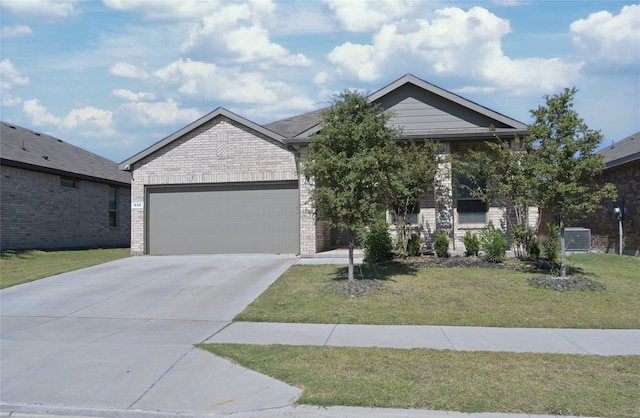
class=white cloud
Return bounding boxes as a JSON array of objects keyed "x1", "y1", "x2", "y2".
[
  {"x1": 109, "y1": 61, "x2": 149, "y2": 79},
  {"x1": 112, "y1": 89, "x2": 156, "y2": 101},
  {"x1": 1, "y1": 59, "x2": 29, "y2": 107},
  {"x1": 179, "y1": 1, "x2": 311, "y2": 67},
  {"x1": 570, "y1": 4, "x2": 640, "y2": 67},
  {"x1": 61, "y1": 106, "x2": 116, "y2": 136},
  {"x1": 23, "y1": 99, "x2": 61, "y2": 126},
  {"x1": 1, "y1": 25, "x2": 32, "y2": 38},
  {"x1": 328, "y1": 6, "x2": 583, "y2": 94},
  {"x1": 103, "y1": 0, "x2": 222, "y2": 21},
  {"x1": 324, "y1": 0, "x2": 415, "y2": 32},
  {"x1": 1, "y1": 0, "x2": 78, "y2": 18},
  {"x1": 115, "y1": 99, "x2": 201, "y2": 127}
]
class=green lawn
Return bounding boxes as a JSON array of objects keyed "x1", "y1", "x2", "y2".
[
  {"x1": 235, "y1": 253, "x2": 640, "y2": 329},
  {"x1": 0, "y1": 248, "x2": 130, "y2": 289},
  {"x1": 201, "y1": 344, "x2": 640, "y2": 418}
]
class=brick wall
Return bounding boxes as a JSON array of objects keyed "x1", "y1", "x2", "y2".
[
  {"x1": 129, "y1": 116, "x2": 304, "y2": 255},
  {"x1": 1, "y1": 165, "x2": 131, "y2": 250},
  {"x1": 582, "y1": 160, "x2": 639, "y2": 256}
]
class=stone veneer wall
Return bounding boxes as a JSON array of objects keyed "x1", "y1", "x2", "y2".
[
  {"x1": 128, "y1": 116, "x2": 308, "y2": 255},
  {"x1": 1, "y1": 165, "x2": 130, "y2": 250}
]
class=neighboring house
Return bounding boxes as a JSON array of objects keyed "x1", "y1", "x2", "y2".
[
  {"x1": 582, "y1": 132, "x2": 640, "y2": 256},
  {"x1": 1, "y1": 122, "x2": 131, "y2": 250},
  {"x1": 120, "y1": 74, "x2": 532, "y2": 256}
]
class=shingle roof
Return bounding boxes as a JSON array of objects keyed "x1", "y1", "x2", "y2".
[
  {"x1": 263, "y1": 107, "x2": 326, "y2": 138},
  {"x1": 1, "y1": 122, "x2": 130, "y2": 186},
  {"x1": 598, "y1": 131, "x2": 640, "y2": 169}
]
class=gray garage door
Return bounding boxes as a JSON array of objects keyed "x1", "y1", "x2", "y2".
[{"x1": 147, "y1": 182, "x2": 299, "y2": 255}]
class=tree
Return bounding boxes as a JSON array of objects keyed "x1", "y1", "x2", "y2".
[
  {"x1": 388, "y1": 140, "x2": 439, "y2": 255},
  {"x1": 456, "y1": 133, "x2": 538, "y2": 258},
  {"x1": 528, "y1": 87, "x2": 616, "y2": 277},
  {"x1": 303, "y1": 90, "x2": 404, "y2": 281}
]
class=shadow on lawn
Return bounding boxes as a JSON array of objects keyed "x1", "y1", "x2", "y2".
[{"x1": 331, "y1": 262, "x2": 419, "y2": 282}]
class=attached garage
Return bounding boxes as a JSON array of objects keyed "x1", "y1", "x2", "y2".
[{"x1": 146, "y1": 182, "x2": 299, "y2": 255}]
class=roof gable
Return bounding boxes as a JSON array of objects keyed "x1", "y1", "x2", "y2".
[
  {"x1": 270, "y1": 74, "x2": 527, "y2": 143},
  {"x1": 1, "y1": 122, "x2": 130, "y2": 186},
  {"x1": 120, "y1": 107, "x2": 286, "y2": 170}
]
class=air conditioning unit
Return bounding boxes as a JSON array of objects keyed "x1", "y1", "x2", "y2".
[{"x1": 564, "y1": 227, "x2": 591, "y2": 251}]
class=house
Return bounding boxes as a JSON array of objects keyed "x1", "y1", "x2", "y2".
[
  {"x1": 582, "y1": 132, "x2": 640, "y2": 256},
  {"x1": 1, "y1": 122, "x2": 131, "y2": 250},
  {"x1": 120, "y1": 74, "x2": 532, "y2": 256}
]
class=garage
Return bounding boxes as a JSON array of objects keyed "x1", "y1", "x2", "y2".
[{"x1": 146, "y1": 182, "x2": 299, "y2": 255}]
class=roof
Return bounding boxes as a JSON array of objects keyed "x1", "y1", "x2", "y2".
[
  {"x1": 1, "y1": 122, "x2": 130, "y2": 186},
  {"x1": 265, "y1": 74, "x2": 528, "y2": 143},
  {"x1": 599, "y1": 131, "x2": 640, "y2": 169},
  {"x1": 120, "y1": 107, "x2": 286, "y2": 170}
]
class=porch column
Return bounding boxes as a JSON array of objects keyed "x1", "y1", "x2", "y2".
[{"x1": 435, "y1": 142, "x2": 454, "y2": 249}]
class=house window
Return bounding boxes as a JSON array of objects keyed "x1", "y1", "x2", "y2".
[
  {"x1": 456, "y1": 174, "x2": 487, "y2": 224},
  {"x1": 109, "y1": 187, "x2": 118, "y2": 227},
  {"x1": 391, "y1": 201, "x2": 420, "y2": 225},
  {"x1": 60, "y1": 177, "x2": 78, "y2": 188}
]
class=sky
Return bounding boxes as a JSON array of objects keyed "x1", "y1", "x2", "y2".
[{"x1": 1, "y1": 0, "x2": 639, "y2": 164}]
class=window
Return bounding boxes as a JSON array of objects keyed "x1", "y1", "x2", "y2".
[
  {"x1": 60, "y1": 177, "x2": 78, "y2": 188},
  {"x1": 456, "y1": 174, "x2": 487, "y2": 224},
  {"x1": 391, "y1": 200, "x2": 420, "y2": 225},
  {"x1": 109, "y1": 187, "x2": 118, "y2": 227}
]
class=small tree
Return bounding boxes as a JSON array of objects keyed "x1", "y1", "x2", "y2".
[
  {"x1": 528, "y1": 87, "x2": 616, "y2": 277},
  {"x1": 303, "y1": 90, "x2": 403, "y2": 281},
  {"x1": 388, "y1": 140, "x2": 439, "y2": 255}
]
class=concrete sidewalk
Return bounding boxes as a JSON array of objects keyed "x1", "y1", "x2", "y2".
[{"x1": 206, "y1": 322, "x2": 640, "y2": 356}]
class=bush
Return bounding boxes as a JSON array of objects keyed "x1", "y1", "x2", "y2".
[
  {"x1": 407, "y1": 233, "x2": 421, "y2": 257},
  {"x1": 542, "y1": 222, "x2": 560, "y2": 263},
  {"x1": 463, "y1": 231, "x2": 480, "y2": 257},
  {"x1": 434, "y1": 232, "x2": 450, "y2": 258},
  {"x1": 361, "y1": 221, "x2": 393, "y2": 263},
  {"x1": 528, "y1": 236, "x2": 541, "y2": 259},
  {"x1": 479, "y1": 222, "x2": 507, "y2": 263}
]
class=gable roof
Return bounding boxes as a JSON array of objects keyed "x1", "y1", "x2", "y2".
[
  {"x1": 119, "y1": 107, "x2": 286, "y2": 170},
  {"x1": 266, "y1": 74, "x2": 528, "y2": 143},
  {"x1": 1, "y1": 122, "x2": 130, "y2": 186},
  {"x1": 599, "y1": 131, "x2": 640, "y2": 169}
]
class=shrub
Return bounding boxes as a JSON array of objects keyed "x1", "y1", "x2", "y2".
[
  {"x1": 361, "y1": 220, "x2": 393, "y2": 263},
  {"x1": 528, "y1": 236, "x2": 541, "y2": 259},
  {"x1": 479, "y1": 222, "x2": 507, "y2": 262},
  {"x1": 542, "y1": 222, "x2": 560, "y2": 263},
  {"x1": 434, "y1": 232, "x2": 450, "y2": 258},
  {"x1": 407, "y1": 233, "x2": 421, "y2": 257},
  {"x1": 463, "y1": 231, "x2": 480, "y2": 257}
]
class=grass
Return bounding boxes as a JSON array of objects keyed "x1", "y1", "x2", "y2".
[
  {"x1": 235, "y1": 253, "x2": 640, "y2": 328},
  {"x1": 0, "y1": 248, "x2": 130, "y2": 289},
  {"x1": 201, "y1": 344, "x2": 640, "y2": 418}
]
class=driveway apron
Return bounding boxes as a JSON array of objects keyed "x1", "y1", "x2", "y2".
[{"x1": 0, "y1": 254, "x2": 300, "y2": 415}]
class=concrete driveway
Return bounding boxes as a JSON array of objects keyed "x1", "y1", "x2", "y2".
[{"x1": 0, "y1": 254, "x2": 300, "y2": 416}]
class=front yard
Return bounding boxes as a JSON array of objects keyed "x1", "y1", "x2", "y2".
[
  {"x1": 235, "y1": 253, "x2": 640, "y2": 329},
  {"x1": 203, "y1": 252, "x2": 640, "y2": 417}
]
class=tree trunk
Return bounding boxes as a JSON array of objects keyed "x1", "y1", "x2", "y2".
[
  {"x1": 559, "y1": 217, "x2": 567, "y2": 279},
  {"x1": 348, "y1": 229, "x2": 355, "y2": 281}
]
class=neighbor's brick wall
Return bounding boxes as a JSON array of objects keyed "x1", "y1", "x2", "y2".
[
  {"x1": 129, "y1": 116, "x2": 302, "y2": 255},
  {"x1": 582, "y1": 160, "x2": 639, "y2": 256},
  {"x1": 1, "y1": 165, "x2": 130, "y2": 250}
]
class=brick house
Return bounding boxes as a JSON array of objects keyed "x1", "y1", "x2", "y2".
[
  {"x1": 120, "y1": 74, "x2": 533, "y2": 256},
  {"x1": 1, "y1": 122, "x2": 131, "y2": 250},
  {"x1": 582, "y1": 132, "x2": 640, "y2": 256}
]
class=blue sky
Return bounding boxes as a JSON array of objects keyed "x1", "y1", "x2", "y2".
[{"x1": 1, "y1": 0, "x2": 638, "y2": 163}]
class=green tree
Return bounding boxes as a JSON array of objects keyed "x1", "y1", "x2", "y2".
[
  {"x1": 303, "y1": 90, "x2": 404, "y2": 281},
  {"x1": 388, "y1": 140, "x2": 439, "y2": 255},
  {"x1": 528, "y1": 87, "x2": 616, "y2": 277}
]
